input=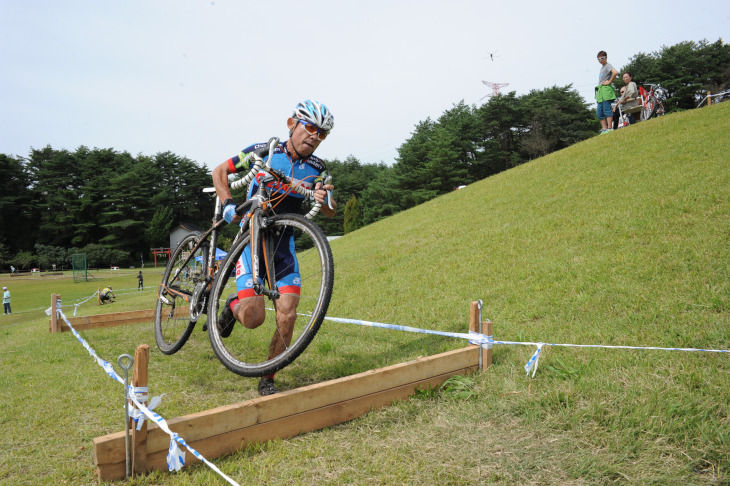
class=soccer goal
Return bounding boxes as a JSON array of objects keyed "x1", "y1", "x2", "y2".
[{"x1": 72, "y1": 253, "x2": 88, "y2": 283}]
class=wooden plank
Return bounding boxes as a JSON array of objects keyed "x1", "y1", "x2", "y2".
[
  {"x1": 50, "y1": 308, "x2": 176, "y2": 332},
  {"x1": 96, "y1": 364, "x2": 475, "y2": 480},
  {"x1": 94, "y1": 346, "x2": 478, "y2": 467}
]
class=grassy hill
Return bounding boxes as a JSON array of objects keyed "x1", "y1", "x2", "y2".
[{"x1": 0, "y1": 102, "x2": 728, "y2": 485}]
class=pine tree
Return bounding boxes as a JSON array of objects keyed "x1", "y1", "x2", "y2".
[{"x1": 343, "y1": 196, "x2": 363, "y2": 234}]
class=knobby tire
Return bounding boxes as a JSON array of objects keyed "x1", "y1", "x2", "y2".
[
  {"x1": 154, "y1": 233, "x2": 209, "y2": 355},
  {"x1": 207, "y1": 213, "x2": 334, "y2": 377}
]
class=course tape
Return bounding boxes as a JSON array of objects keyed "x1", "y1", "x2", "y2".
[
  {"x1": 58, "y1": 309, "x2": 240, "y2": 485},
  {"x1": 322, "y1": 315, "x2": 730, "y2": 377}
]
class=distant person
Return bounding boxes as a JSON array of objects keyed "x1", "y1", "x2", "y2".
[
  {"x1": 100, "y1": 286, "x2": 116, "y2": 304},
  {"x1": 137, "y1": 271, "x2": 144, "y2": 290},
  {"x1": 614, "y1": 71, "x2": 640, "y2": 126},
  {"x1": 2, "y1": 286, "x2": 11, "y2": 314},
  {"x1": 10, "y1": 266, "x2": 15, "y2": 274},
  {"x1": 612, "y1": 87, "x2": 626, "y2": 129},
  {"x1": 595, "y1": 50, "x2": 618, "y2": 134}
]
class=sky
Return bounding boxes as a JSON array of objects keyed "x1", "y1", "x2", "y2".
[{"x1": 2, "y1": 0, "x2": 729, "y2": 171}]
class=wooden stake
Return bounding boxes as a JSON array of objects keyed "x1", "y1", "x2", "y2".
[
  {"x1": 707, "y1": 91, "x2": 712, "y2": 107},
  {"x1": 469, "y1": 301, "x2": 492, "y2": 370},
  {"x1": 130, "y1": 345, "x2": 149, "y2": 476},
  {"x1": 482, "y1": 319, "x2": 493, "y2": 369},
  {"x1": 50, "y1": 294, "x2": 60, "y2": 333}
]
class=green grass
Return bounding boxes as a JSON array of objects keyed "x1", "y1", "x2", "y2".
[{"x1": 1, "y1": 102, "x2": 729, "y2": 485}]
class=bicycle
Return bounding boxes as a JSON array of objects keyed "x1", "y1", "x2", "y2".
[
  {"x1": 640, "y1": 83, "x2": 668, "y2": 121},
  {"x1": 155, "y1": 137, "x2": 335, "y2": 377}
]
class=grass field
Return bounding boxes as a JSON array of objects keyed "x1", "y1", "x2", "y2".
[{"x1": 1, "y1": 102, "x2": 728, "y2": 485}]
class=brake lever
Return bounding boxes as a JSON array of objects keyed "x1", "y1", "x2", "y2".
[{"x1": 324, "y1": 175, "x2": 333, "y2": 210}]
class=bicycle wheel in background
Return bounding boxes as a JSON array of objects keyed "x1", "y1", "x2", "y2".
[
  {"x1": 208, "y1": 213, "x2": 334, "y2": 377},
  {"x1": 155, "y1": 233, "x2": 209, "y2": 355},
  {"x1": 641, "y1": 96, "x2": 657, "y2": 121}
]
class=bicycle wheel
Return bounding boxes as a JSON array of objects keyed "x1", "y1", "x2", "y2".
[
  {"x1": 208, "y1": 213, "x2": 334, "y2": 377},
  {"x1": 641, "y1": 96, "x2": 657, "y2": 120},
  {"x1": 155, "y1": 233, "x2": 209, "y2": 355}
]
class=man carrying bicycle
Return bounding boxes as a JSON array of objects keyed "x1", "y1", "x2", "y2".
[{"x1": 211, "y1": 100, "x2": 337, "y2": 396}]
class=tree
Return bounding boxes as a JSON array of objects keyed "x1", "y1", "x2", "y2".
[
  {"x1": 343, "y1": 196, "x2": 363, "y2": 234},
  {"x1": 34, "y1": 244, "x2": 69, "y2": 270},
  {"x1": 13, "y1": 250, "x2": 35, "y2": 270},
  {"x1": 146, "y1": 206, "x2": 174, "y2": 248},
  {"x1": 25, "y1": 146, "x2": 80, "y2": 247},
  {"x1": 0, "y1": 154, "x2": 34, "y2": 254},
  {"x1": 474, "y1": 92, "x2": 528, "y2": 174},
  {"x1": 619, "y1": 38, "x2": 730, "y2": 111},
  {"x1": 520, "y1": 85, "x2": 598, "y2": 159}
]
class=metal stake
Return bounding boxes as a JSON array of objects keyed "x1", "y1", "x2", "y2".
[
  {"x1": 117, "y1": 354, "x2": 134, "y2": 479},
  {"x1": 477, "y1": 300, "x2": 484, "y2": 371}
]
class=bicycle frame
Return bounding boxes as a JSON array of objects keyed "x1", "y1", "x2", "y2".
[{"x1": 159, "y1": 194, "x2": 251, "y2": 308}]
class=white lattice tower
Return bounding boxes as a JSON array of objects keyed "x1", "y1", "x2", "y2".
[{"x1": 481, "y1": 80, "x2": 509, "y2": 97}]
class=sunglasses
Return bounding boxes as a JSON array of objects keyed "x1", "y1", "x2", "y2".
[
  {"x1": 298, "y1": 120, "x2": 328, "y2": 141},
  {"x1": 597, "y1": 56, "x2": 607, "y2": 60}
]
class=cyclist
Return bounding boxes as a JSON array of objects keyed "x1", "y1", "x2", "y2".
[
  {"x1": 100, "y1": 286, "x2": 116, "y2": 304},
  {"x1": 211, "y1": 100, "x2": 337, "y2": 396}
]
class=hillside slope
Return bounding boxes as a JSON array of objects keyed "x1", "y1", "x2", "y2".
[{"x1": 327, "y1": 102, "x2": 728, "y2": 351}]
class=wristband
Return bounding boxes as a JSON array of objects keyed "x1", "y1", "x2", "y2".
[{"x1": 222, "y1": 199, "x2": 235, "y2": 208}]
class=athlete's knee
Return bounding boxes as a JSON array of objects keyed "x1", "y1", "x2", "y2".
[{"x1": 235, "y1": 296, "x2": 265, "y2": 329}]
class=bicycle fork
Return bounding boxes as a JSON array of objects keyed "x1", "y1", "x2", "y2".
[{"x1": 249, "y1": 205, "x2": 280, "y2": 300}]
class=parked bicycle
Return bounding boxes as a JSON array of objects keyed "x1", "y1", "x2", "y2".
[
  {"x1": 640, "y1": 83, "x2": 668, "y2": 121},
  {"x1": 155, "y1": 137, "x2": 334, "y2": 377}
]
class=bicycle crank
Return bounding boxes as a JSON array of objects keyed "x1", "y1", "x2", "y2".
[{"x1": 189, "y1": 282, "x2": 208, "y2": 322}]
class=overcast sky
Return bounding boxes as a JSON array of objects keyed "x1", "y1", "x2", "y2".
[{"x1": 2, "y1": 1, "x2": 728, "y2": 170}]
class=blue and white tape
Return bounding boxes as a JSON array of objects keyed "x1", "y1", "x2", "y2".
[
  {"x1": 58, "y1": 310, "x2": 240, "y2": 485},
  {"x1": 323, "y1": 315, "x2": 730, "y2": 377}
]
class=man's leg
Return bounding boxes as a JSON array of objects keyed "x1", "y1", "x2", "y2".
[
  {"x1": 233, "y1": 295, "x2": 266, "y2": 329},
  {"x1": 267, "y1": 293, "x2": 300, "y2": 360},
  {"x1": 256, "y1": 293, "x2": 300, "y2": 397}
]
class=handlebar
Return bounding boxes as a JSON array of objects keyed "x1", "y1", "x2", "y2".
[{"x1": 228, "y1": 136, "x2": 326, "y2": 220}]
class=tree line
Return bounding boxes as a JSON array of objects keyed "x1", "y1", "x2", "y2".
[
  {"x1": 2, "y1": 38, "x2": 726, "y2": 270},
  {"x1": 0, "y1": 147, "x2": 210, "y2": 269}
]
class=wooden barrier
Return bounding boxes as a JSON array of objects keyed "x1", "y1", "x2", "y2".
[
  {"x1": 49, "y1": 308, "x2": 158, "y2": 333},
  {"x1": 47, "y1": 293, "x2": 190, "y2": 333},
  {"x1": 92, "y1": 302, "x2": 493, "y2": 481}
]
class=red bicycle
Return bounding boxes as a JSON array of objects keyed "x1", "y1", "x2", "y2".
[{"x1": 639, "y1": 83, "x2": 667, "y2": 121}]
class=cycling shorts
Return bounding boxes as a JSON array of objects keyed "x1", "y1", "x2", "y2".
[{"x1": 235, "y1": 232, "x2": 301, "y2": 299}]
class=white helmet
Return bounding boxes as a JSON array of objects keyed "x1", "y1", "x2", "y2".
[{"x1": 292, "y1": 100, "x2": 334, "y2": 132}]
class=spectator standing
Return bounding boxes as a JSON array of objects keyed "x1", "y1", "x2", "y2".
[
  {"x1": 137, "y1": 271, "x2": 144, "y2": 290},
  {"x1": 3, "y1": 287, "x2": 11, "y2": 314},
  {"x1": 595, "y1": 50, "x2": 618, "y2": 134}
]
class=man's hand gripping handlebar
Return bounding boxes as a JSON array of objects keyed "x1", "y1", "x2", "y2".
[{"x1": 226, "y1": 137, "x2": 325, "y2": 221}]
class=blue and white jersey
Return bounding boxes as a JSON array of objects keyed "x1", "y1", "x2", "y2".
[{"x1": 226, "y1": 141, "x2": 327, "y2": 214}]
